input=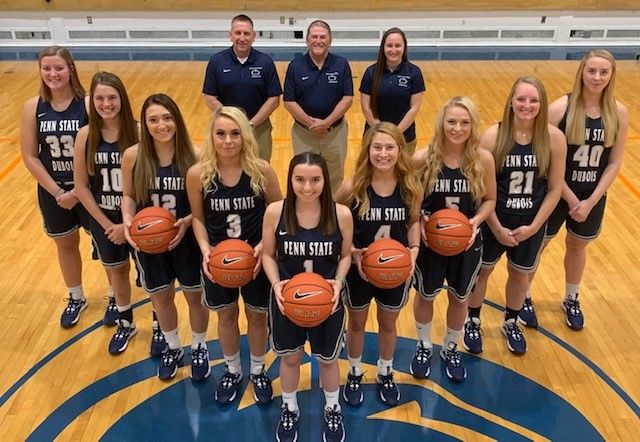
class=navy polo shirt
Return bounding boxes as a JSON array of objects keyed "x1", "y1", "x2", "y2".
[
  {"x1": 360, "y1": 61, "x2": 425, "y2": 142},
  {"x1": 203, "y1": 47, "x2": 282, "y2": 119},
  {"x1": 284, "y1": 52, "x2": 353, "y2": 120}
]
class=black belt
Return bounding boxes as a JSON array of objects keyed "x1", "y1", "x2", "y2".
[{"x1": 295, "y1": 118, "x2": 343, "y2": 132}]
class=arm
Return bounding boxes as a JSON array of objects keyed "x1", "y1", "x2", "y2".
[
  {"x1": 360, "y1": 93, "x2": 380, "y2": 128},
  {"x1": 251, "y1": 162, "x2": 283, "y2": 277},
  {"x1": 467, "y1": 148, "x2": 497, "y2": 248},
  {"x1": 396, "y1": 92, "x2": 424, "y2": 134},
  {"x1": 332, "y1": 203, "x2": 353, "y2": 312},
  {"x1": 570, "y1": 102, "x2": 629, "y2": 222},
  {"x1": 406, "y1": 189, "x2": 424, "y2": 274},
  {"x1": 283, "y1": 100, "x2": 315, "y2": 128},
  {"x1": 261, "y1": 201, "x2": 286, "y2": 313},
  {"x1": 203, "y1": 93, "x2": 223, "y2": 113},
  {"x1": 120, "y1": 145, "x2": 139, "y2": 250},
  {"x1": 308, "y1": 95, "x2": 353, "y2": 136},
  {"x1": 548, "y1": 95, "x2": 580, "y2": 207},
  {"x1": 250, "y1": 96, "x2": 280, "y2": 127},
  {"x1": 186, "y1": 163, "x2": 213, "y2": 279},
  {"x1": 512, "y1": 126, "x2": 567, "y2": 243}
]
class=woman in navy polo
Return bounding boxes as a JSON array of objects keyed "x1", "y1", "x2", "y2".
[{"x1": 360, "y1": 28, "x2": 425, "y2": 153}]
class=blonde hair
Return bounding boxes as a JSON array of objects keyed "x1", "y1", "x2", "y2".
[
  {"x1": 351, "y1": 122, "x2": 421, "y2": 218},
  {"x1": 566, "y1": 49, "x2": 618, "y2": 147},
  {"x1": 133, "y1": 94, "x2": 195, "y2": 204},
  {"x1": 199, "y1": 106, "x2": 266, "y2": 196},
  {"x1": 494, "y1": 76, "x2": 551, "y2": 177},
  {"x1": 419, "y1": 96, "x2": 485, "y2": 204}
]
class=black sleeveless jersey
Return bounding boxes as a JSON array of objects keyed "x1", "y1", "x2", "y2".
[
  {"x1": 203, "y1": 172, "x2": 266, "y2": 247},
  {"x1": 496, "y1": 142, "x2": 547, "y2": 215},
  {"x1": 352, "y1": 185, "x2": 409, "y2": 248},
  {"x1": 276, "y1": 203, "x2": 342, "y2": 280},
  {"x1": 421, "y1": 166, "x2": 477, "y2": 219},
  {"x1": 559, "y1": 103, "x2": 611, "y2": 194},
  {"x1": 36, "y1": 97, "x2": 88, "y2": 185},
  {"x1": 91, "y1": 139, "x2": 123, "y2": 211},
  {"x1": 146, "y1": 163, "x2": 190, "y2": 219}
]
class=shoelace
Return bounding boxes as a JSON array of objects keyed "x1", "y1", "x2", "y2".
[
  {"x1": 114, "y1": 325, "x2": 131, "y2": 340},
  {"x1": 221, "y1": 372, "x2": 240, "y2": 389},
  {"x1": 191, "y1": 347, "x2": 208, "y2": 365},
  {"x1": 378, "y1": 372, "x2": 396, "y2": 390},
  {"x1": 163, "y1": 349, "x2": 181, "y2": 366},
  {"x1": 444, "y1": 344, "x2": 462, "y2": 366},
  {"x1": 523, "y1": 300, "x2": 534, "y2": 312},
  {"x1": 506, "y1": 323, "x2": 523, "y2": 341},
  {"x1": 280, "y1": 405, "x2": 298, "y2": 431},
  {"x1": 566, "y1": 299, "x2": 581, "y2": 315},
  {"x1": 415, "y1": 345, "x2": 432, "y2": 364},
  {"x1": 346, "y1": 371, "x2": 363, "y2": 391},
  {"x1": 324, "y1": 406, "x2": 343, "y2": 432},
  {"x1": 153, "y1": 328, "x2": 165, "y2": 343},
  {"x1": 63, "y1": 298, "x2": 83, "y2": 313},
  {"x1": 251, "y1": 373, "x2": 269, "y2": 390},
  {"x1": 465, "y1": 321, "x2": 481, "y2": 339}
]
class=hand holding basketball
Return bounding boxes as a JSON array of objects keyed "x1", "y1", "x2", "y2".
[
  {"x1": 272, "y1": 279, "x2": 289, "y2": 314},
  {"x1": 128, "y1": 206, "x2": 178, "y2": 254},
  {"x1": 351, "y1": 246, "x2": 368, "y2": 281},
  {"x1": 252, "y1": 241, "x2": 264, "y2": 279},
  {"x1": 208, "y1": 239, "x2": 257, "y2": 288},
  {"x1": 106, "y1": 223, "x2": 126, "y2": 245},
  {"x1": 424, "y1": 208, "x2": 473, "y2": 256},
  {"x1": 281, "y1": 273, "x2": 334, "y2": 327},
  {"x1": 167, "y1": 216, "x2": 190, "y2": 251}
]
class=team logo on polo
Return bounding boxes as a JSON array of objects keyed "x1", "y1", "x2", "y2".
[
  {"x1": 250, "y1": 67, "x2": 262, "y2": 78},
  {"x1": 29, "y1": 335, "x2": 601, "y2": 440},
  {"x1": 398, "y1": 75, "x2": 410, "y2": 87},
  {"x1": 326, "y1": 72, "x2": 338, "y2": 83}
]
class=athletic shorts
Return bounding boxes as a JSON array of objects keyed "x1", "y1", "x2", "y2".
[
  {"x1": 481, "y1": 213, "x2": 546, "y2": 273},
  {"x1": 414, "y1": 232, "x2": 482, "y2": 301},
  {"x1": 546, "y1": 192, "x2": 606, "y2": 241},
  {"x1": 269, "y1": 289, "x2": 346, "y2": 363},
  {"x1": 202, "y1": 268, "x2": 270, "y2": 312},
  {"x1": 89, "y1": 208, "x2": 130, "y2": 267},
  {"x1": 134, "y1": 228, "x2": 202, "y2": 294},
  {"x1": 344, "y1": 264, "x2": 411, "y2": 311},
  {"x1": 37, "y1": 184, "x2": 90, "y2": 237}
]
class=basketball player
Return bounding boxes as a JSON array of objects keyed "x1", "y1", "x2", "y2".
[
  {"x1": 464, "y1": 77, "x2": 566, "y2": 355},
  {"x1": 334, "y1": 122, "x2": 422, "y2": 406},
  {"x1": 122, "y1": 94, "x2": 209, "y2": 381},
  {"x1": 410, "y1": 97, "x2": 496, "y2": 382},
  {"x1": 20, "y1": 46, "x2": 107, "y2": 328},
  {"x1": 73, "y1": 72, "x2": 140, "y2": 354},
  {"x1": 262, "y1": 152, "x2": 353, "y2": 442},
  {"x1": 525, "y1": 50, "x2": 629, "y2": 330},
  {"x1": 202, "y1": 14, "x2": 282, "y2": 161},
  {"x1": 360, "y1": 28, "x2": 425, "y2": 153},
  {"x1": 187, "y1": 106, "x2": 282, "y2": 405}
]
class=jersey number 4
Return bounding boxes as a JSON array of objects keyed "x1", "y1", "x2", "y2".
[{"x1": 573, "y1": 144, "x2": 604, "y2": 168}]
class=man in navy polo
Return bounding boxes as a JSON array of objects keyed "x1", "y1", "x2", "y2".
[
  {"x1": 283, "y1": 20, "x2": 353, "y2": 194},
  {"x1": 203, "y1": 14, "x2": 282, "y2": 161}
]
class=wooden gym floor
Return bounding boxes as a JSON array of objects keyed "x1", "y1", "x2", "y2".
[{"x1": 0, "y1": 57, "x2": 639, "y2": 441}]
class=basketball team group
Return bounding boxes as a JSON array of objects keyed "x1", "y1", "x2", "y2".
[{"x1": 20, "y1": 13, "x2": 628, "y2": 442}]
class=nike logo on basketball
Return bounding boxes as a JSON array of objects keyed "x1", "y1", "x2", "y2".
[
  {"x1": 223, "y1": 68, "x2": 231, "y2": 73},
  {"x1": 293, "y1": 290, "x2": 323, "y2": 300},
  {"x1": 222, "y1": 255, "x2": 246, "y2": 265},
  {"x1": 278, "y1": 230, "x2": 287, "y2": 236},
  {"x1": 37, "y1": 112, "x2": 46, "y2": 118},
  {"x1": 377, "y1": 253, "x2": 403, "y2": 264},
  {"x1": 136, "y1": 220, "x2": 164, "y2": 231},
  {"x1": 435, "y1": 223, "x2": 461, "y2": 231}
]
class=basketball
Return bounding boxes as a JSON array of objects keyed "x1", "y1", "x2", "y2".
[
  {"x1": 208, "y1": 239, "x2": 257, "y2": 288},
  {"x1": 361, "y1": 238, "x2": 412, "y2": 289},
  {"x1": 129, "y1": 206, "x2": 178, "y2": 254},
  {"x1": 425, "y1": 208, "x2": 473, "y2": 256},
  {"x1": 281, "y1": 272, "x2": 334, "y2": 328}
]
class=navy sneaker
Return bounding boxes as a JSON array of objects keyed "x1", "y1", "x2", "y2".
[
  {"x1": 190, "y1": 344, "x2": 210, "y2": 382},
  {"x1": 342, "y1": 367, "x2": 364, "y2": 406},
  {"x1": 518, "y1": 298, "x2": 538, "y2": 329},
  {"x1": 323, "y1": 405, "x2": 345, "y2": 442},
  {"x1": 275, "y1": 404, "x2": 299, "y2": 442},
  {"x1": 250, "y1": 370, "x2": 274, "y2": 404},
  {"x1": 562, "y1": 295, "x2": 584, "y2": 330},
  {"x1": 440, "y1": 342, "x2": 467, "y2": 383},
  {"x1": 410, "y1": 342, "x2": 432, "y2": 378},
  {"x1": 502, "y1": 320, "x2": 527, "y2": 355},
  {"x1": 60, "y1": 297, "x2": 88, "y2": 328},
  {"x1": 215, "y1": 370, "x2": 243, "y2": 404},
  {"x1": 103, "y1": 296, "x2": 118, "y2": 326},
  {"x1": 376, "y1": 371, "x2": 400, "y2": 406},
  {"x1": 463, "y1": 318, "x2": 483, "y2": 354},
  {"x1": 108, "y1": 321, "x2": 137, "y2": 354},
  {"x1": 150, "y1": 324, "x2": 167, "y2": 357},
  {"x1": 158, "y1": 347, "x2": 184, "y2": 380}
]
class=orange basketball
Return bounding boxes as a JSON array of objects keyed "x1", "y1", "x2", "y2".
[
  {"x1": 425, "y1": 208, "x2": 473, "y2": 256},
  {"x1": 361, "y1": 238, "x2": 412, "y2": 289},
  {"x1": 208, "y1": 239, "x2": 257, "y2": 288},
  {"x1": 129, "y1": 206, "x2": 177, "y2": 254},
  {"x1": 281, "y1": 272, "x2": 334, "y2": 328}
]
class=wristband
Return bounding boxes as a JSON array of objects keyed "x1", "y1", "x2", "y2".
[{"x1": 408, "y1": 245, "x2": 420, "y2": 249}]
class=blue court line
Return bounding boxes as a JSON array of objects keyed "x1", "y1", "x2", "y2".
[
  {"x1": 0, "y1": 298, "x2": 150, "y2": 408},
  {"x1": 484, "y1": 299, "x2": 640, "y2": 417},
  {"x1": 1, "y1": 296, "x2": 638, "y2": 422}
]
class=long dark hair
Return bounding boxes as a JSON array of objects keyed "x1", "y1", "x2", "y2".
[
  {"x1": 86, "y1": 72, "x2": 138, "y2": 175},
  {"x1": 370, "y1": 28, "x2": 408, "y2": 117},
  {"x1": 284, "y1": 152, "x2": 336, "y2": 236}
]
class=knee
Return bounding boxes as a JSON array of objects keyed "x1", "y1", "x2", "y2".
[
  {"x1": 217, "y1": 306, "x2": 239, "y2": 327},
  {"x1": 55, "y1": 233, "x2": 80, "y2": 252},
  {"x1": 246, "y1": 310, "x2": 267, "y2": 329},
  {"x1": 282, "y1": 352, "x2": 303, "y2": 368},
  {"x1": 565, "y1": 235, "x2": 588, "y2": 254},
  {"x1": 348, "y1": 312, "x2": 366, "y2": 333}
]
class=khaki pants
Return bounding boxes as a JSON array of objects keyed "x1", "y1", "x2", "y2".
[
  {"x1": 291, "y1": 119, "x2": 348, "y2": 195},
  {"x1": 253, "y1": 120, "x2": 273, "y2": 161}
]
